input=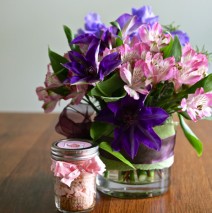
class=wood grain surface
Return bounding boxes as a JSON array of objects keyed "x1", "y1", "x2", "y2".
[{"x1": 0, "y1": 113, "x2": 211, "y2": 213}]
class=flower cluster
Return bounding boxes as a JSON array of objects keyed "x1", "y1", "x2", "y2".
[{"x1": 37, "y1": 6, "x2": 212, "y2": 160}]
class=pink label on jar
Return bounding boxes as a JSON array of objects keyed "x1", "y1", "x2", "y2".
[{"x1": 57, "y1": 140, "x2": 92, "y2": 149}]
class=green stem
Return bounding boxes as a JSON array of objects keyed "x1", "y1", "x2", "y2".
[
  {"x1": 147, "y1": 170, "x2": 155, "y2": 181},
  {"x1": 85, "y1": 95, "x2": 100, "y2": 113},
  {"x1": 104, "y1": 171, "x2": 109, "y2": 178},
  {"x1": 130, "y1": 170, "x2": 135, "y2": 183},
  {"x1": 137, "y1": 169, "x2": 147, "y2": 182},
  {"x1": 118, "y1": 171, "x2": 124, "y2": 182}
]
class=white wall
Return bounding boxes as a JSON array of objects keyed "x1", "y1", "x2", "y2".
[{"x1": 0, "y1": 0, "x2": 211, "y2": 112}]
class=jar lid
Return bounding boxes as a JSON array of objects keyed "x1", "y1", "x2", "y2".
[{"x1": 51, "y1": 139, "x2": 98, "y2": 161}]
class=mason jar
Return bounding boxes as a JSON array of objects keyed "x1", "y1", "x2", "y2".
[{"x1": 51, "y1": 139, "x2": 104, "y2": 213}]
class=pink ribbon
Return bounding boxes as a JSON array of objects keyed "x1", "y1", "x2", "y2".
[{"x1": 51, "y1": 156, "x2": 105, "y2": 187}]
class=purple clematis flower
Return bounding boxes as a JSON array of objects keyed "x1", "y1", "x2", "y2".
[
  {"x1": 78, "y1": 13, "x2": 107, "y2": 38},
  {"x1": 63, "y1": 37, "x2": 121, "y2": 84},
  {"x1": 96, "y1": 95, "x2": 169, "y2": 159},
  {"x1": 72, "y1": 31, "x2": 112, "y2": 54},
  {"x1": 114, "y1": 13, "x2": 141, "y2": 37},
  {"x1": 112, "y1": 6, "x2": 158, "y2": 39},
  {"x1": 71, "y1": 33, "x2": 95, "y2": 45},
  {"x1": 170, "y1": 30, "x2": 189, "y2": 46},
  {"x1": 132, "y1": 5, "x2": 159, "y2": 26}
]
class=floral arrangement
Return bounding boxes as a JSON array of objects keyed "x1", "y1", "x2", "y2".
[{"x1": 36, "y1": 6, "x2": 212, "y2": 169}]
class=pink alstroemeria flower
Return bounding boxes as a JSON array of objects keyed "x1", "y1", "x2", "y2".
[
  {"x1": 36, "y1": 88, "x2": 62, "y2": 113},
  {"x1": 36, "y1": 65, "x2": 88, "y2": 113},
  {"x1": 36, "y1": 65, "x2": 63, "y2": 113},
  {"x1": 69, "y1": 84, "x2": 88, "y2": 105},
  {"x1": 118, "y1": 44, "x2": 140, "y2": 63},
  {"x1": 142, "y1": 52, "x2": 176, "y2": 85},
  {"x1": 118, "y1": 43, "x2": 150, "y2": 63},
  {"x1": 138, "y1": 22, "x2": 171, "y2": 52},
  {"x1": 120, "y1": 61, "x2": 149, "y2": 100},
  {"x1": 181, "y1": 87, "x2": 212, "y2": 122},
  {"x1": 174, "y1": 44, "x2": 208, "y2": 90}
]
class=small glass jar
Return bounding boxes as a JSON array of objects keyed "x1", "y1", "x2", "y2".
[{"x1": 51, "y1": 139, "x2": 100, "y2": 213}]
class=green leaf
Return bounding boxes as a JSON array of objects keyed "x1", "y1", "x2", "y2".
[
  {"x1": 161, "y1": 36, "x2": 182, "y2": 62},
  {"x1": 178, "y1": 111, "x2": 191, "y2": 120},
  {"x1": 110, "y1": 21, "x2": 121, "y2": 31},
  {"x1": 99, "y1": 142, "x2": 135, "y2": 169},
  {"x1": 63, "y1": 25, "x2": 73, "y2": 49},
  {"x1": 145, "y1": 82, "x2": 175, "y2": 108},
  {"x1": 153, "y1": 118, "x2": 176, "y2": 139},
  {"x1": 90, "y1": 122, "x2": 114, "y2": 141},
  {"x1": 90, "y1": 73, "x2": 125, "y2": 97},
  {"x1": 186, "y1": 73, "x2": 212, "y2": 93},
  {"x1": 88, "y1": 86, "x2": 103, "y2": 97},
  {"x1": 115, "y1": 37, "x2": 123, "y2": 47},
  {"x1": 161, "y1": 38, "x2": 173, "y2": 58},
  {"x1": 101, "y1": 90, "x2": 126, "y2": 102},
  {"x1": 110, "y1": 21, "x2": 123, "y2": 47},
  {"x1": 48, "y1": 48, "x2": 68, "y2": 82},
  {"x1": 163, "y1": 23, "x2": 180, "y2": 32},
  {"x1": 178, "y1": 114, "x2": 203, "y2": 156},
  {"x1": 48, "y1": 86, "x2": 70, "y2": 96}
]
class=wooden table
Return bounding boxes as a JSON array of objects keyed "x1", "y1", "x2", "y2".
[{"x1": 0, "y1": 113, "x2": 211, "y2": 213}]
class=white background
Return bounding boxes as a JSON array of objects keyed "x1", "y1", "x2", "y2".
[{"x1": 0, "y1": 0, "x2": 211, "y2": 112}]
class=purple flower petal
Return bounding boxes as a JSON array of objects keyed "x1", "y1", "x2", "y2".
[
  {"x1": 116, "y1": 13, "x2": 132, "y2": 29},
  {"x1": 62, "y1": 62, "x2": 72, "y2": 70},
  {"x1": 115, "y1": 13, "x2": 141, "y2": 36},
  {"x1": 95, "y1": 107, "x2": 115, "y2": 123},
  {"x1": 132, "y1": 5, "x2": 159, "y2": 26},
  {"x1": 63, "y1": 62, "x2": 84, "y2": 76},
  {"x1": 71, "y1": 33, "x2": 96, "y2": 44},
  {"x1": 138, "y1": 107, "x2": 169, "y2": 127},
  {"x1": 68, "y1": 51, "x2": 87, "y2": 65},
  {"x1": 85, "y1": 38, "x2": 100, "y2": 68},
  {"x1": 77, "y1": 13, "x2": 106, "y2": 37},
  {"x1": 84, "y1": 13, "x2": 106, "y2": 33},
  {"x1": 99, "y1": 52, "x2": 121, "y2": 80},
  {"x1": 112, "y1": 126, "x2": 140, "y2": 159},
  {"x1": 136, "y1": 125, "x2": 161, "y2": 151},
  {"x1": 108, "y1": 95, "x2": 145, "y2": 115},
  {"x1": 107, "y1": 101, "x2": 119, "y2": 115},
  {"x1": 70, "y1": 76, "x2": 84, "y2": 84},
  {"x1": 170, "y1": 30, "x2": 189, "y2": 46},
  {"x1": 112, "y1": 127, "x2": 124, "y2": 152},
  {"x1": 125, "y1": 126, "x2": 140, "y2": 159}
]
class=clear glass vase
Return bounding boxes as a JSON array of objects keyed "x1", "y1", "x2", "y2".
[
  {"x1": 97, "y1": 118, "x2": 176, "y2": 198},
  {"x1": 96, "y1": 167, "x2": 171, "y2": 198}
]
